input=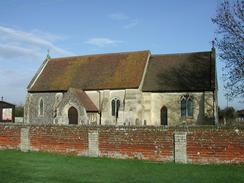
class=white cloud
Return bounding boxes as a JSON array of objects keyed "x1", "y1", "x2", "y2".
[
  {"x1": 123, "y1": 19, "x2": 139, "y2": 29},
  {"x1": 85, "y1": 37, "x2": 123, "y2": 47},
  {"x1": 0, "y1": 43, "x2": 40, "y2": 59},
  {"x1": 0, "y1": 68, "x2": 34, "y2": 104},
  {"x1": 0, "y1": 25, "x2": 74, "y2": 105},
  {"x1": 0, "y1": 25, "x2": 73, "y2": 59},
  {"x1": 31, "y1": 29, "x2": 65, "y2": 42},
  {"x1": 108, "y1": 12, "x2": 139, "y2": 29},
  {"x1": 108, "y1": 13, "x2": 129, "y2": 20},
  {"x1": 0, "y1": 69, "x2": 32, "y2": 88}
]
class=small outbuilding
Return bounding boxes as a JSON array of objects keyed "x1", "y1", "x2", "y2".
[
  {"x1": 237, "y1": 109, "x2": 244, "y2": 123},
  {"x1": 0, "y1": 98, "x2": 15, "y2": 123}
]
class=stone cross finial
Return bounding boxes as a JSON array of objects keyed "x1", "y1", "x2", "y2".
[{"x1": 46, "y1": 49, "x2": 51, "y2": 59}]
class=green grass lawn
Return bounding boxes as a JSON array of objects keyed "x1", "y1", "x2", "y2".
[{"x1": 0, "y1": 150, "x2": 243, "y2": 183}]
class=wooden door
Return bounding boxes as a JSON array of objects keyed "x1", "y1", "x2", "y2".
[
  {"x1": 68, "y1": 107, "x2": 78, "y2": 124},
  {"x1": 161, "y1": 106, "x2": 168, "y2": 125}
]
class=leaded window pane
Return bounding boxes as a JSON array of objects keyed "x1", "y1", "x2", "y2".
[
  {"x1": 187, "y1": 98, "x2": 193, "y2": 117},
  {"x1": 181, "y1": 98, "x2": 186, "y2": 117},
  {"x1": 116, "y1": 100, "x2": 120, "y2": 117},
  {"x1": 111, "y1": 99, "x2": 116, "y2": 116}
]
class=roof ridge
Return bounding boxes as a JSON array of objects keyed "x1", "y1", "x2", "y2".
[
  {"x1": 151, "y1": 50, "x2": 212, "y2": 57},
  {"x1": 50, "y1": 50, "x2": 150, "y2": 61},
  {"x1": 0, "y1": 101, "x2": 15, "y2": 106}
]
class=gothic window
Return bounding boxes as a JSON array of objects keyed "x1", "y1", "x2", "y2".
[
  {"x1": 39, "y1": 98, "x2": 44, "y2": 116},
  {"x1": 180, "y1": 96, "x2": 193, "y2": 117},
  {"x1": 180, "y1": 97, "x2": 186, "y2": 117},
  {"x1": 161, "y1": 106, "x2": 168, "y2": 125},
  {"x1": 187, "y1": 97, "x2": 193, "y2": 117},
  {"x1": 111, "y1": 98, "x2": 120, "y2": 118}
]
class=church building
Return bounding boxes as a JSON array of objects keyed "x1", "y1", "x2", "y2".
[{"x1": 24, "y1": 49, "x2": 217, "y2": 126}]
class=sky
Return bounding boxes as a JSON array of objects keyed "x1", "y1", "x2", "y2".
[{"x1": 0, "y1": 0, "x2": 243, "y2": 110}]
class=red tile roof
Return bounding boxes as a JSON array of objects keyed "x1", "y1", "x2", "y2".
[
  {"x1": 28, "y1": 50, "x2": 216, "y2": 93},
  {"x1": 69, "y1": 88, "x2": 98, "y2": 112},
  {"x1": 28, "y1": 50, "x2": 150, "y2": 92},
  {"x1": 142, "y1": 51, "x2": 215, "y2": 92}
]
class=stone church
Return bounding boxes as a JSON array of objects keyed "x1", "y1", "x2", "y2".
[{"x1": 24, "y1": 49, "x2": 218, "y2": 126}]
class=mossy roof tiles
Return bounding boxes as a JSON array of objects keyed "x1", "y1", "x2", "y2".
[
  {"x1": 28, "y1": 50, "x2": 215, "y2": 93},
  {"x1": 28, "y1": 50, "x2": 150, "y2": 92},
  {"x1": 142, "y1": 51, "x2": 215, "y2": 92},
  {"x1": 69, "y1": 88, "x2": 98, "y2": 112}
]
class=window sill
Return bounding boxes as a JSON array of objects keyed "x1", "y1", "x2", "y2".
[{"x1": 180, "y1": 116, "x2": 194, "y2": 120}]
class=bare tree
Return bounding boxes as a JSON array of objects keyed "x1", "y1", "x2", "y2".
[
  {"x1": 218, "y1": 106, "x2": 237, "y2": 125},
  {"x1": 212, "y1": 0, "x2": 244, "y2": 101}
]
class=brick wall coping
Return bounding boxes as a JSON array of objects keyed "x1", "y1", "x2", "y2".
[{"x1": 0, "y1": 122, "x2": 243, "y2": 130}]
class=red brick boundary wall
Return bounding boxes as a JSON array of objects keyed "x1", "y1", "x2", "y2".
[
  {"x1": 0, "y1": 125, "x2": 20, "y2": 149},
  {"x1": 0, "y1": 124, "x2": 243, "y2": 164},
  {"x1": 187, "y1": 128, "x2": 244, "y2": 163},
  {"x1": 29, "y1": 126, "x2": 89, "y2": 155}
]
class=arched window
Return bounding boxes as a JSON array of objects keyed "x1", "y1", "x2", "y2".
[
  {"x1": 161, "y1": 106, "x2": 168, "y2": 125},
  {"x1": 180, "y1": 96, "x2": 193, "y2": 117},
  {"x1": 111, "y1": 98, "x2": 120, "y2": 118},
  {"x1": 39, "y1": 99, "x2": 44, "y2": 116},
  {"x1": 180, "y1": 97, "x2": 186, "y2": 117},
  {"x1": 187, "y1": 97, "x2": 193, "y2": 117}
]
